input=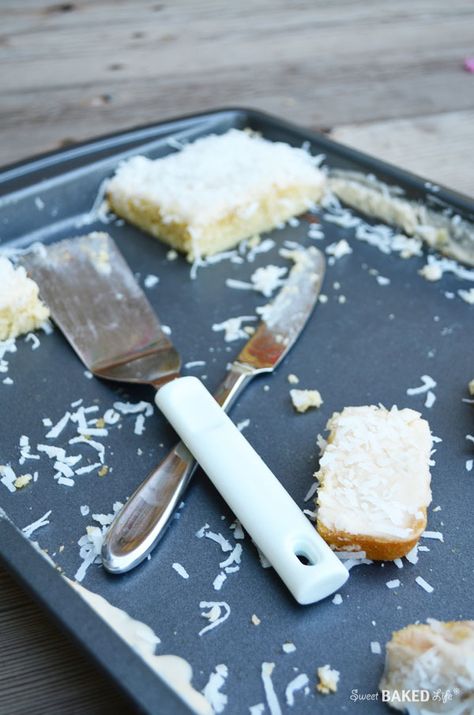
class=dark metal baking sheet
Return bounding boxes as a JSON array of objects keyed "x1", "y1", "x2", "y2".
[{"x1": 1, "y1": 109, "x2": 473, "y2": 715}]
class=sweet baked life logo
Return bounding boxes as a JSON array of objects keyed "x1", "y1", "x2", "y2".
[{"x1": 350, "y1": 688, "x2": 460, "y2": 704}]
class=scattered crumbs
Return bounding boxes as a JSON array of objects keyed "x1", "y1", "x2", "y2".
[
  {"x1": 199, "y1": 601, "x2": 231, "y2": 637},
  {"x1": 425, "y1": 391, "x2": 436, "y2": 408},
  {"x1": 303, "y1": 481, "x2": 318, "y2": 502},
  {"x1": 80, "y1": 505, "x2": 90, "y2": 516},
  {"x1": 251, "y1": 614, "x2": 261, "y2": 626},
  {"x1": 25, "y1": 332, "x2": 40, "y2": 350},
  {"x1": 104, "y1": 408, "x2": 121, "y2": 424},
  {"x1": 419, "y1": 263, "x2": 443, "y2": 282},
  {"x1": 144, "y1": 274, "x2": 159, "y2": 288},
  {"x1": 415, "y1": 576, "x2": 434, "y2": 593},
  {"x1": 75, "y1": 502, "x2": 123, "y2": 581},
  {"x1": 212, "y1": 315, "x2": 257, "y2": 342},
  {"x1": 261, "y1": 662, "x2": 281, "y2": 715},
  {"x1": 196, "y1": 524, "x2": 232, "y2": 552},
  {"x1": 282, "y1": 642, "x2": 296, "y2": 653},
  {"x1": 213, "y1": 573, "x2": 227, "y2": 591},
  {"x1": 134, "y1": 413, "x2": 146, "y2": 436},
  {"x1": 458, "y1": 288, "x2": 474, "y2": 305},
  {"x1": 14, "y1": 474, "x2": 32, "y2": 489},
  {"x1": 257, "y1": 548, "x2": 271, "y2": 569},
  {"x1": 285, "y1": 673, "x2": 309, "y2": 706},
  {"x1": 406, "y1": 545, "x2": 419, "y2": 564},
  {"x1": 406, "y1": 375, "x2": 437, "y2": 396},
  {"x1": 202, "y1": 664, "x2": 228, "y2": 714},
  {"x1": 376, "y1": 275, "x2": 390, "y2": 286},
  {"x1": 318, "y1": 294, "x2": 328, "y2": 304},
  {"x1": 386, "y1": 579, "x2": 400, "y2": 589},
  {"x1": 332, "y1": 593, "x2": 343, "y2": 605},
  {"x1": 184, "y1": 360, "x2": 206, "y2": 369},
  {"x1": 303, "y1": 508, "x2": 317, "y2": 521},
  {"x1": 287, "y1": 374, "x2": 299, "y2": 385},
  {"x1": 250, "y1": 264, "x2": 288, "y2": 297},
  {"x1": 316, "y1": 664, "x2": 340, "y2": 694},
  {"x1": 84, "y1": 370, "x2": 93, "y2": 379},
  {"x1": 237, "y1": 418, "x2": 250, "y2": 432},
  {"x1": 98, "y1": 465, "x2": 109, "y2": 477},
  {"x1": 172, "y1": 562, "x2": 189, "y2": 579},
  {"x1": 249, "y1": 705, "x2": 265, "y2": 715},
  {"x1": 166, "y1": 249, "x2": 178, "y2": 261},
  {"x1": 290, "y1": 389, "x2": 323, "y2": 413},
  {"x1": 1, "y1": 465, "x2": 18, "y2": 493},
  {"x1": 422, "y1": 530, "x2": 444, "y2": 542},
  {"x1": 370, "y1": 641, "x2": 382, "y2": 655},
  {"x1": 229, "y1": 520, "x2": 245, "y2": 540},
  {"x1": 22, "y1": 510, "x2": 52, "y2": 538},
  {"x1": 325, "y1": 239, "x2": 352, "y2": 260}
]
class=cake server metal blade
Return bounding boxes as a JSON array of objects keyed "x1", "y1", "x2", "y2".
[{"x1": 21, "y1": 233, "x2": 181, "y2": 387}]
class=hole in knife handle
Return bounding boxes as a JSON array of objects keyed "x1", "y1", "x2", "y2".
[{"x1": 294, "y1": 549, "x2": 316, "y2": 567}]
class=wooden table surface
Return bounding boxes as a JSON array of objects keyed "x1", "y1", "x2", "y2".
[{"x1": 1, "y1": 2, "x2": 473, "y2": 713}]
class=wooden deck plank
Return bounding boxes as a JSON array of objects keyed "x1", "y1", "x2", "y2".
[{"x1": 331, "y1": 110, "x2": 474, "y2": 197}]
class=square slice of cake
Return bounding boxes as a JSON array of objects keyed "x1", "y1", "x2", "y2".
[
  {"x1": 0, "y1": 256, "x2": 50, "y2": 340},
  {"x1": 315, "y1": 405, "x2": 432, "y2": 560},
  {"x1": 106, "y1": 129, "x2": 326, "y2": 259}
]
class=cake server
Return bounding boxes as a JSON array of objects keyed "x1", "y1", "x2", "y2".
[{"x1": 22, "y1": 233, "x2": 348, "y2": 604}]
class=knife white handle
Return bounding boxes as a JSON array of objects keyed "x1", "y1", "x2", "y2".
[{"x1": 155, "y1": 376, "x2": 349, "y2": 605}]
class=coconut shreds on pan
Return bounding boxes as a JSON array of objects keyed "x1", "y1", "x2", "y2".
[
  {"x1": 202, "y1": 664, "x2": 228, "y2": 714},
  {"x1": 5, "y1": 148, "x2": 474, "y2": 715}
]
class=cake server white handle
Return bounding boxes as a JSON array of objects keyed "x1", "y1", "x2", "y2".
[{"x1": 155, "y1": 376, "x2": 349, "y2": 605}]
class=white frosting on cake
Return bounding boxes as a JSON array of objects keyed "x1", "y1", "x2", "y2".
[
  {"x1": 107, "y1": 129, "x2": 325, "y2": 233},
  {"x1": 0, "y1": 256, "x2": 49, "y2": 340},
  {"x1": 317, "y1": 405, "x2": 432, "y2": 540}
]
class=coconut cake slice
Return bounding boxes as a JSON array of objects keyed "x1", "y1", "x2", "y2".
[
  {"x1": 0, "y1": 256, "x2": 50, "y2": 340},
  {"x1": 106, "y1": 129, "x2": 326, "y2": 259},
  {"x1": 315, "y1": 405, "x2": 432, "y2": 560}
]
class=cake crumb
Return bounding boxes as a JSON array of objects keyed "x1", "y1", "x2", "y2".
[
  {"x1": 251, "y1": 614, "x2": 261, "y2": 626},
  {"x1": 419, "y1": 263, "x2": 443, "y2": 282},
  {"x1": 290, "y1": 389, "x2": 323, "y2": 413},
  {"x1": 317, "y1": 664, "x2": 340, "y2": 694},
  {"x1": 469, "y1": 379, "x2": 474, "y2": 396},
  {"x1": 14, "y1": 474, "x2": 33, "y2": 489},
  {"x1": 287, "y1": 374, "x2": 299, "y2": 385},
  {"x1": 98, "y1": 465, "x2": 109, "y2": 477},
  {"x1": 282, "y1": 642, "x2": 296, "y2": 653}
]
